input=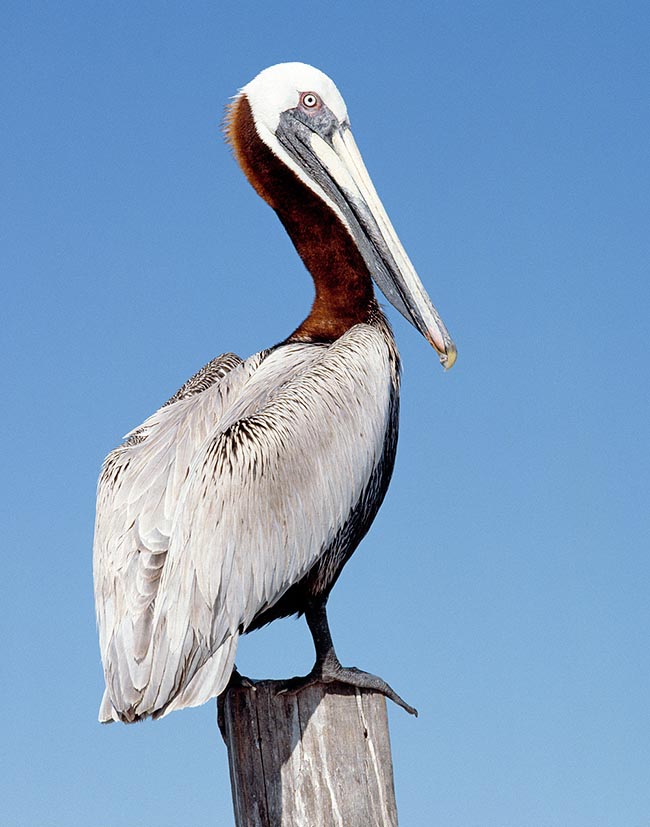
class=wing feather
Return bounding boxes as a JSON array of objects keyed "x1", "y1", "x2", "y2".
[{"x1": 94, "y1": 346, "x2": 329, "y2": 721}]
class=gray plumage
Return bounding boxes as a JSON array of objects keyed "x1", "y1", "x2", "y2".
[{"x1": 94, "y1": 318, "x2": 399, "y2": 722}]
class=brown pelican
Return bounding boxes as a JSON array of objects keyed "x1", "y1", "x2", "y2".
[{"x1": 94, "y1": 62, "x2": 456, "y2": 723}]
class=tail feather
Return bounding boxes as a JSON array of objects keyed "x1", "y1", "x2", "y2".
[
  {"x1": 156, "y1": 634, "x2": 239, "y2": 718},
  {"x1": 98, "y1": 689, "x2": 120, "y2": 723},
  {"x1": 98, "y1": 633, "x2": 240, "y2": 723}
]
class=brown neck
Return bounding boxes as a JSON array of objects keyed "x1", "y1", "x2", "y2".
[{"x1": 226, "y1": 95, "x2": 375, "y2": 343}]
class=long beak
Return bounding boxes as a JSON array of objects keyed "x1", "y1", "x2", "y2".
[{"x1": 301, "y1": 124, "x2": 456, "y2": 369}]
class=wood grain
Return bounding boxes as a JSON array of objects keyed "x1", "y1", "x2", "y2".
[{"x1": 220, "y1": 681, "x2": 399, "y2": 827}]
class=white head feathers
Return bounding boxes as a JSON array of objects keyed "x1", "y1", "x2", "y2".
[{"x1": 241, "y1": 62, "x2": 348, "y2": 136}]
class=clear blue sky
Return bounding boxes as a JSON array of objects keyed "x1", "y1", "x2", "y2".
[{"x1": 2, "y1": 2, "x2": 648, "y2": 825}]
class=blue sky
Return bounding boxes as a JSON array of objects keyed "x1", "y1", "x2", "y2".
[{"x1": 2, "y1": 2, "x2": 649, "y2": 825}]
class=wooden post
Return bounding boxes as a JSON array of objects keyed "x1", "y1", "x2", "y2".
[{"x1": 219, "y1": 680, "x2": 400, "y2": 827}]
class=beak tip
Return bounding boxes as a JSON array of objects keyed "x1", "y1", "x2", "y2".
[
  {"x1": 424, "y1": 328, "x2": 456, "y2": 371},
  {"x1": 440, "y1": 342, "x2": 457, "y2": 371}
]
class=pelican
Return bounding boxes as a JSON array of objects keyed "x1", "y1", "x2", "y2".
[{"x1": 94, "y1": 62, "x2": 456, "y2": 723}]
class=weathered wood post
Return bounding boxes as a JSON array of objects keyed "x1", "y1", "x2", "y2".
[{"x1": 219, "y1": 680, "x2": 400, "y2": 826}]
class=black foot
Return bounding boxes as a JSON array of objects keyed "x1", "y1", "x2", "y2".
[{"x1": 277, "y1": 662, "x2": 418, "y2": 717}]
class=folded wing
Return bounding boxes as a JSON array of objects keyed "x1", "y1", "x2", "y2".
[{"x1": 95, "y1": 326, "x2": 393, "y2": 721}]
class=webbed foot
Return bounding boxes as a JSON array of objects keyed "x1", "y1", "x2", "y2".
[{"x1": 276, "y1": 660, "x2": 417, "y2": 716}]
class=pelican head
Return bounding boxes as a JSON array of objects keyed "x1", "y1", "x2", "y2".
[{"x1": 229, "y1": 62, "x2": 456, "y2": 369}]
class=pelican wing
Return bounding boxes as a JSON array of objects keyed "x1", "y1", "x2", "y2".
[
  {"x1": 138, "y1": 324, "x2": 395, "y2": 718},
  {"x1": 94, "y1": 352, "x2": 252, "y2": 721}
]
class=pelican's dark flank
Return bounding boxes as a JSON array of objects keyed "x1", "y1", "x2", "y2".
[{"x1": 94, "y1": 62, "x2": 456, "y2": 723}]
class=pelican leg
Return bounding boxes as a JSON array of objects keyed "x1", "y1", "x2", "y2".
[{"x1": 278, "y1": 599, "x2": 418, "y2": 716}]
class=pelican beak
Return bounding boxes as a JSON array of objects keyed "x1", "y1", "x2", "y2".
[{"x1": 281, "y1": 119, "x2": 456, "y2": 369}]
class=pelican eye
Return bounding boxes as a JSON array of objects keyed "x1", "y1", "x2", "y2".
[{"x1": 300, "y1": 92, "x2": 320, "y2": 109}]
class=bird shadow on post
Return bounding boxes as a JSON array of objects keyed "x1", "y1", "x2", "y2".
[{"x1": 219, "y1": 680, "x2": 400, "y2": 827}]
